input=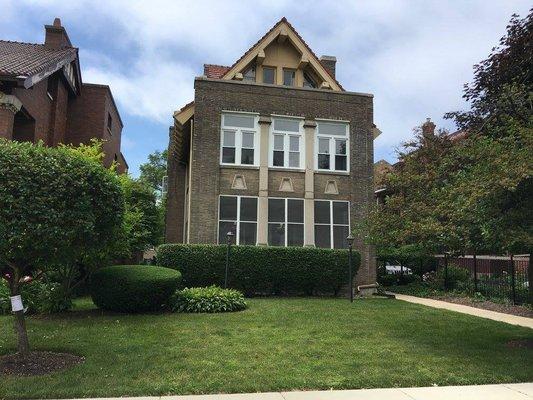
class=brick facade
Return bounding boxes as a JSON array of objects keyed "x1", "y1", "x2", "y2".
[{"x1": 167, "y1": 78, "x2": 376, "y2": 285}]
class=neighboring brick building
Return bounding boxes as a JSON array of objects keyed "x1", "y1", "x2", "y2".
[
  {"x1": 166, "y1": 18, "x2": 381, "y2": 285},
  {"x1": 0, "y1": 18, "x2": 127, "y2": 173}
]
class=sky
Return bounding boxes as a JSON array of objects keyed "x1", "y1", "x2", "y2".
[{"x1": 1, "y1": 0, "x2": 530, "y2": 176}]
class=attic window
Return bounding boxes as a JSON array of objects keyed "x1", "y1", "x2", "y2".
[
  {"x1": 303, "y1": 72, "x2": 317, "y2": 88},
  {"x1": 263, "y1": 67, "x2": 275, "y2": 84},
  {"x1": 107, "y1": 113, "x2": 112, "y2": 133},
  {"x1": 283, "y1": 69, "x2": 295, "y2": 86},
  {"x1": 243, "y1": 66, "x2": 256, "y2": 82}
]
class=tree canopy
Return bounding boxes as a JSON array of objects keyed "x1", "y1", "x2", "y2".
[{"x1": 139, "y1": 149, "x2": 168, "y2": 196}]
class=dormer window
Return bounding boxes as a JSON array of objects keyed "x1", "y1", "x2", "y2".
[
  {"x1": 283, "y1": 69, "x2": 295, "y2": 86},
  {"x1": 263, "y1": 67, "x2": 275, "y2": 84},
  {"x1": 243, "y1": 66, "x2": 256, "y2": 82},
  {"x1": 303, "y1": 72, "x2": 317, "y2": 88}
]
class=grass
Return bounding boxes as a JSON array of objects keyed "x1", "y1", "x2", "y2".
[{"x1": 1, "y1": 297, "x2": 532, "y2": 399}]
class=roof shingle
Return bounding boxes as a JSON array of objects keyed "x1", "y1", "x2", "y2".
[
  {"x1": 0, "y1": 40, "x2": 77, "y2": 78},
  {"x1": 203, "y1": 64, "x2": 231, "y2": 79}
]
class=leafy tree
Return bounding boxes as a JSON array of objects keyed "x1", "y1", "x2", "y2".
[
  {"x1": 139, "y1": 149, "x2": 168, "y2": 195},
  {"x1": 0, "y1": 140, "x2": 123, "y2": 355}
]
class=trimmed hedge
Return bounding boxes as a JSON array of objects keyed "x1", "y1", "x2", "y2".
[
  {"x1": 171, "y1": 286, "x2": 247, "y2": 313},
  {"x1": 157, "y1": 244, "x2": 359, "y2": 296},
  {"x1": 91, "y1": 265, "x2": 181, "y2": 312}
]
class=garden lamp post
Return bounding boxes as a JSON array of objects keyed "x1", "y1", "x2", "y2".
[
  {"x1": 225, "y1": 231, "x2": 234, "y2": 289},
  {"x1": 346, "y1": 234, "x2": 355, "y2": 303}
]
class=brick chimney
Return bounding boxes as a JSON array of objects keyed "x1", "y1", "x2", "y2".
[
  {"x1": 44, "y1": 18, "x2": 72, "y2": 50},
  {"x1": 422, "y1": 118, "x2": 436, "y2": 135},
  {"x1": 319, "y1": 55, "x2": 336, "y2": 78}
]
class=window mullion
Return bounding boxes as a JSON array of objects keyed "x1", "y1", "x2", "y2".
[
  {"x1": 330, "y1": 137, "x2": 335, "y2": 171},
  {"x1": 236, "y1": 196, "x2": 241, "y2": 245},
  {"x1": 330, "y1": 200, "x2": 334, "y2": 249},
  {"x1": 285, "y1": 199, "x2": 288, "y2": 247}
]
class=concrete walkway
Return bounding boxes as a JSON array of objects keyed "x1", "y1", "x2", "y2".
[
  {"x1": 394, "y1": 294, "x2": 533, "y2": 329},
  {"x1": 66, "y1": 383, "x2": 533, "y2": 399}
]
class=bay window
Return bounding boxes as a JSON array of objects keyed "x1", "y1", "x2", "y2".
[
  {"x1": 218, "y1": 195, "x2": 257, "y2": 245},
  {"x1": 220, "y1": 113, "x2": 258, "y2": 166},
  {"x1": 270, "y1": 117, "x2": 303, "y2": 169},
  {"x1": 268, "y1": 198, "x2": 304, "y2": 246},
  {"x1": 314, "y1": 200, "x2": 350, "y2": 249},
  {"x1": 316, "y1": 120, "x2": 349, "y2": 172}
]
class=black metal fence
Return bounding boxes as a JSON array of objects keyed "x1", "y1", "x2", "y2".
[{"x1": 436, "y1": 254, "x2": 530, "y2": 304}]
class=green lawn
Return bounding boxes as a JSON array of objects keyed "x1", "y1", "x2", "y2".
[{"x1": 1, "y1": 297, "x2": 532, "y2": 399}]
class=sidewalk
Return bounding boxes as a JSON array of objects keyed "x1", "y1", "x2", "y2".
[
  {"x1": 394, "y1": 294, "x2": 533, "y2": 329},
  {"x1": 63, "y1": 383, "x2": 533, "y2": 399}
]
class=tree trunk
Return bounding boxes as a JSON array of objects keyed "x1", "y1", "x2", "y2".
[{"x1": 10, "y1": 269, "x2": 30, "y2": 356}]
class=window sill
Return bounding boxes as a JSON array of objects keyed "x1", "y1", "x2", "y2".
[
  {"x1": 268, "y1": 166, "x2": 305, "y2": 173},
  {"x1": 315, "y1": 170, "x2": 350, "y2": 176},
  {"x1": 220, "y1": 164, "x2": 260, "y2": 170}
]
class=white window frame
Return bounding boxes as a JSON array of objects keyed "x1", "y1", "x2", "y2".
[
  {"x1": 313, "y1": 200, "x2": 350, "y2": 249},
  {"x1": 269, "y1": 117, "x2": 305, "y2": 169},
  {"x1": 315, "y1": 119, "x2": 350, "y2": 173},
  {"x1": 217, "y1": 195, "x2": 258, "y2": 245},
  {"x1": 220, "y1": 112, "x2": 259, "y2": 167},
  {"x1": 267, "y1": 197, "x2": 305, "y2": 247}
]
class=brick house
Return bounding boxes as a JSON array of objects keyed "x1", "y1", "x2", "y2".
[
  {"x1": 165, "y1": 18, "x2": 380, "y2": 285},
  {"x1": 0, "y1": 18, "x2": 127, "y2": 173}
]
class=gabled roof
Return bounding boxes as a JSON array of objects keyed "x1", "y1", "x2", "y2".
[
  {"x1": 221, "y1": 17, "x2": 343, "y2": 91},
  {"x1": 0, "y1": 40, "x2": 78, "y2": 88}
]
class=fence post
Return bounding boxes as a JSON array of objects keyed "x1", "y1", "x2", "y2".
[
  {"x1": 510, "y1": 254, "x2": 516, "y2": 305},
  {"x1": 473, "y1": 252, "x2": 478, "y2": 293},
  {"x1": 444, "y1": 253, "x2": 449, "y2": 291}
]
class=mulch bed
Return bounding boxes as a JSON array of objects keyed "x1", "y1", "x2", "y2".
[
  {"x1": 0, "y1": 351, "x2": 84, "y2": 376},
  {"x1": 507, "y1": 339, "x2": 533, "y2": 349},
  {"x1": 433, "y1": 295, "x2": 533, "y2": 318}
]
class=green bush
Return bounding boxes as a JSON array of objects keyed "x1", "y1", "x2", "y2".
[
  {"x1": 157, "y1": 244, "x2": 357, "y2": 296},
  {"x1": 0, "y1": 279, "x2": 72, "y2": 314},
  {"x1": 91, "y1": 265, "x2": 181, "y2": 312},
  {"x1": 171, "y1": 286, "x2": 247, "y2": 313},
  {"x1": 437, "y1": 264, "x2": 471, "y2": 290}
]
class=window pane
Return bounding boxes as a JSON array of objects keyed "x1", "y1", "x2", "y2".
[
  {"x1": 288, "y1": 224, "x2": 304, "y2": 246},
  {"x1": 223, "y1": 130, "x2": 235, "y2": 146},
  {"x1": 263, "y1": 67, "x2": 275, "y2": 84},
  {"x1": 224, "y1": 114, "x2": 255, "y2": 129},
  {"x1": 314, "y1": 201, "x2": 330, "y2": 224},
  {"x1": 333, "y1": 225, "x2": 349, "y2": 249},
  {"x1": 240, "y1": 222, "x2": 257, "y2": 245},
  {"x1": 268, "y1": 198, "x2": 285, "y2": 222},
  {"x1": 314, "y1": 225, "x2": 331, "y2": 248},
  {"x1": 218, "y1": 221, "x2": 236, "y2": 244},
  {"x1": 242, "y1": 132, "x2": 254, "y2": 148},
  {"x1": 241, "y1": 148, "x2": 254, "y2": 164},
  {"x1": 318, "y1": 122, "x2": 347, "y2": 136},
  {"x1": 335, "y1": 155, "x2": 347, "y2": 171},
  {"x1": 289, "y1": 152, "x2": 299, "y2": 168},
  {"x1": 243, "y1": 66, "x2": 256, "y2": 81},
  {"x1": 274, "y1": 119, "x2": 300, "y2": 132},
  {"x1": 240, "y1": 197, "x2": 257, "y2": 221},
  {"x1": 268, "y1": 223, "x2": 285, "y2": 246},
  {"x1": 319, "y1": 138, "x2": 330, "y2": 153},
  {"x1": 318, "y1": 154, "x2": 330, "y2": 169},
  {"x1": 289, "y1": 136, "x2": 299, "y2": 151},
  {"x1": 335, "y1": 139, "x2": 346, "y2": 155},
  {"x1": 333, "y1": 202, "x2": 349, "y2": 224},
  {"x1": 273, "y1": 134, "x2": 284, "y2": 150},
  {"x1": 303, "y1": 72, "x2": 316, "y2": 88},
  {"x1": 273, "y1": 151, "x2": 284, "y2": 167},
  {"x1": 219, "y1": 196, "x2": 237, "y2": 220},
  {"x1": 283, "y1": 69, "x2": 295, "y2": 86},
  {"x1": 288, "y1": 199, "x2": 304, "y2": 223},
  {"x1": 222, "y1": 147, "x2": 235, "y2": 163}
]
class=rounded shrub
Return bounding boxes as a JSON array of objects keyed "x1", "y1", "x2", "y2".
[
  {"x1": 91, "y1": 265, "x2": 181, "y2": 312},
  {"x1": 171, "y1": 286, "x2": 247, "y2": 313}
]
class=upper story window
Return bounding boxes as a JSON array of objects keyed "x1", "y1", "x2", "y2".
[
  {"x1": 316, "y1": 120, "x2": 349, "y2": 172},
  {"x1": 107, "y1": 113, "x2": 113, "y2": 133},
  {"x1": 220, "y1": 113, "x2": 258, "y2": 166},
  {"x1": 263, "y1": 67, "x2": 276, "y2": 84},
  {"x1": 283, "y1": 69, "x2": 295, "y2": 86},
  {"x1": 303, "y1": 72, "x2": 317, "y2": 88},
  {"x1": 243, "y1": 66, "x2": 256, "y2": 82},
  {"x1": 270, "y1": 117, "x2": 303, "y2": 169}
]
